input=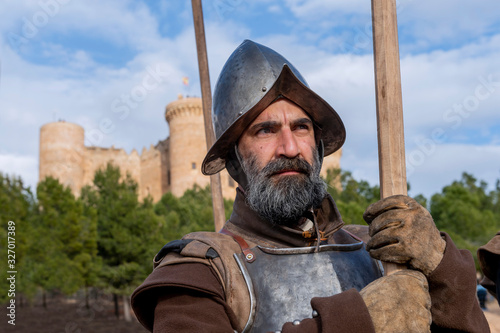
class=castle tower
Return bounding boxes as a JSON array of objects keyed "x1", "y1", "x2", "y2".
[
  {"x1": 39, "y1": 121, "x2": 85, "y2": 196},
  {"x1": 321, "y1": 149, "x2": 342, "y2": 178},
  {"x1": 165, "y1": 96, "x2": 211, "y2": 197}
]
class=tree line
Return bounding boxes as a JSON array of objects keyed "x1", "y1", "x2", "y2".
[
  {"x1": 325, "y1": 168, "x2": 500, "y2": 269},
  {"x1": 0, "y1": 163, "x2": 231, "y2": 319},
  {"x1": 1, "y1": 164, "x2": 499, "y2": 315}
]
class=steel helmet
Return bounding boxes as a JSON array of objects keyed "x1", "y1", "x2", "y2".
[{"x1": 201, "y1": 40, "x2": 345, "y2": 180}]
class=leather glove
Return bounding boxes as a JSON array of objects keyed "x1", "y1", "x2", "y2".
[
  {"x1": 360, "y1": 270, "x2": 431, "y2": 333},
  {"x1": 363, "y1": 195, "x2": 446, "y2": 276}
]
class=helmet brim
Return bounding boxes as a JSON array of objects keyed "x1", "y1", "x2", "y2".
[{"x1": 201, "y1": 65, "x2": 346, "y2": 175}]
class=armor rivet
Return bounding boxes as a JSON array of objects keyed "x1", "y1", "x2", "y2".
[
  {"x1": 292, "y1": 320, "x2": 301, "y2": 326},
  {"x1": 246, "y1": 253, "x2": 254, "y2": 261},
  {"x1": 274, "y1": 331, "x2": 282, "y2": 333},
  {"x1": 238, "y1": 111, "x2": 243, "y2": 116},
  {"x1": 262, "y1": 86, "x2": 267, "y2": 92},
  {"x1": 312, "y1": 310, "x2": 319, "y2": 318}
]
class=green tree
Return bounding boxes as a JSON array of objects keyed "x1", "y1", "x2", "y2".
[
  {"x1": 490, "y1": 180, "x2": 500, "y2": 218},
  {"x1": 324, "y1": 168, "x2": 380, "y2": 225},
  {"x1": 430, "y1": 172, "x2": 500, "y2": 267},
  {"x1": 155, "y1": 184, "x2": 233, "y2": 242},
  {"x1": 0, "y1": 173, "x2": 34, "y2": 303},
  {"x1": 25, "y1": 177, "x2": 93, "y2": 306},
  {"x1": 82, "y1": 163, "x2": 165, "y2": 321},
  {"x1": 76, "y1": 194, "x2": 101, "y2": 309}
]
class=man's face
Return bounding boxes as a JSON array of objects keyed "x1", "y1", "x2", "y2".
[
  {"x1": 237, "y1": 99, "x2": 326, "y2": 226},
  {"x1": 238, "y1": 99, "x2": 316, "y2": 173}
]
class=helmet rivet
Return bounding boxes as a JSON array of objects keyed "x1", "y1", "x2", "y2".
[
  {"x1": 246, "y1": 253, "x2": 254, "y2": 261},
  {"x1": 262, "y1": 87, "x2": 267, "y2": 92}
]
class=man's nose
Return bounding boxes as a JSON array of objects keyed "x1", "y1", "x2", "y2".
[{"x1": 276, "y1": 128, "x2": 300, "y2": 158}]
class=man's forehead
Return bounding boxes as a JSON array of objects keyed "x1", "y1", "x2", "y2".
[{"x1": 250, "y1": 99, "x2": 312, "y2": 125}]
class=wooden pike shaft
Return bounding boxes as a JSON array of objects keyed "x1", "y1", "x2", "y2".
[
  {"x1": 191, "y1": 0, "x2": 226, "y2": 232},
  {"x1": 371, "y1": 0, "x2": 407, "y2": 274}
]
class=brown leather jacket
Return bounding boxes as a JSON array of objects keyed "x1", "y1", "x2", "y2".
[{"x1": 132, "y1": 188, "x2": 489, "y2": 332}]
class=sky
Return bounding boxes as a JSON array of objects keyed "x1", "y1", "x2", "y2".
[{"x1": 0, "y1": 0, "x2": 499, "y2": 200}]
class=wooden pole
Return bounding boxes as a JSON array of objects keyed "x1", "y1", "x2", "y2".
[
  {"x1": 371, "y1": 0, "x2": 407, "y2": 274},
  {"x1": 191, "y1": 0, "x2": 226, "y2": 232}
]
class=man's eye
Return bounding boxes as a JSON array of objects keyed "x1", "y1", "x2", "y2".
[{"x1": 257, "y1": 128, "x2": 272, "y2": 135}]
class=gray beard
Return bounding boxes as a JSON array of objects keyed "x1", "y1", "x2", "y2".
[{"x1": 241, "y1": 149, "x2": 327, "y2": 227}]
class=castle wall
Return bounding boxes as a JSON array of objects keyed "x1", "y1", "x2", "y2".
[
  {"x1": 39, "y1": 122, "x2": 85, "y2": 196},
  {"x1": 321, "y1": 149, "x2": 342, "y2": 178},
  {"x1": 156, "y1": 138, "x2": 170, "y2": 195},
  {"x1": 140, "y1": 144, "x2": 164, "y2": 202},
  {"x1": 82, "y1": 146, "x2": 141, "y2": 190}
]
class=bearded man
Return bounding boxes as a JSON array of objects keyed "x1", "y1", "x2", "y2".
[{"x1": 131, "y1": 40, "x2": 488, "y2": 332}]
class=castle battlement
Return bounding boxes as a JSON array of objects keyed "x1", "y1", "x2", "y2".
[{"x1": 164, "y1": 96, "x2": 203, "y2": 122}]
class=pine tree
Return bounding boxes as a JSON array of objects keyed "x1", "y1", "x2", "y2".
[
  {"x1": 0, "y1": 173, "x2": 34, "y2": 303},
  {"x1": 26, "y1": 177, "x2": 91, "y2": 306},
  {"x1": 83, "y1": 163, "x2": 165, "y2": 321}
]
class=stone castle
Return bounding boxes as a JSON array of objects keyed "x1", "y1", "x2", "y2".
[{"x1": 39, "y1": 96, "x2": 341, "y2": 202}]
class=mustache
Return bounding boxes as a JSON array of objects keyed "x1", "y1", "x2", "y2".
[
  {"x1": 261, "y1": 157, "x2": 312, "y2": 177},
  {"x1": 242, "y1": 151, "x2": 326, "y2": 227}
]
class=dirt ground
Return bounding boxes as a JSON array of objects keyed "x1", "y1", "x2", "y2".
[
  {"x1": 2, "y1": 294, "x2": 500, "y2": 332},
  {"x1": 1, "y1": 294, "x2": 148, "y2": 333},
  {"x1": 484, "y1": 297, "x2": 500, "y2": 333}
]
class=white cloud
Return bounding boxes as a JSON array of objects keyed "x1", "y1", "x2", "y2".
[
  {"x1": 399, "y1": 0, "x2": 500, "y2": 48},
  {"x1": 401, "y1": 34, "x2": 500, "y2": 134},
  {"x1": 407, "y1": 143, "x2": 500, "y2": 198},
  {"x1": 0, "y1": 153, "x2": 38, "y2": 192},
  {"x1": 283, "y1": 0, "x2": 369, "y2": 18},
  {"x1": 0, "y1": 0, "x2": 163, "y2": 56},
  {"x1": 0, "y1": 1, "x2": 251, "y2": 166}
]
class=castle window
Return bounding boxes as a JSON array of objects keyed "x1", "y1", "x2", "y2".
[
  {"x1": 228, "y1": 177, "x2": 235, "y2": 187},
  {"x1": 167, "y1": 170, "x2": 171, "y2": 185},
  {"x1": 192, "y1": 162, "x2": 196, "y2": 170}
]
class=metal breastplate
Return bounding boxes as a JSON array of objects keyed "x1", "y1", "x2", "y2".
[{"x1": 233, "y1": 241, "x2": 383, "y2": 332}]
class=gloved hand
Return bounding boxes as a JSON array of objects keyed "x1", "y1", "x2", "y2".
[
  {"x1": 360, "y1": 270, "x2": 431, "y2": 333},
  {"x1": 363, "y1": 195, "x2": 446, "y2": 276}
]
